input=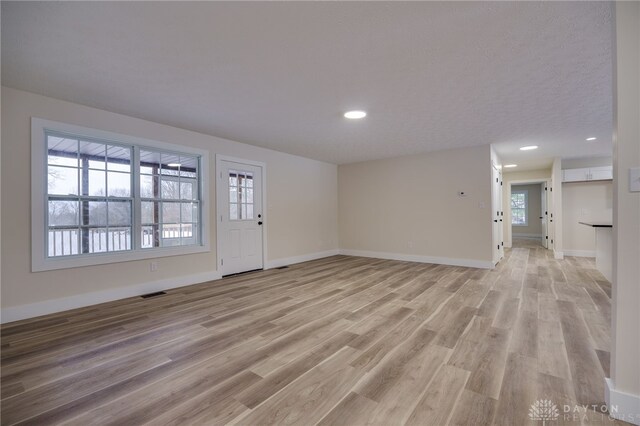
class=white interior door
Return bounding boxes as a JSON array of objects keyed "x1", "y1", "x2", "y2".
[
  {"x1": 547, "y1": 180, "x2": 555, "y2": 251},
  {"x1": 498, "y1": 171, "x2": 504, "y2": 258},
  {"x1": 218, "y1": 159, "x2": 264, "y2": 276},
  {"x1": 491, "y1": 165, "x2": 503, "y2": 263},
  {"x1": 541, "y1": 182, "x2": 548, "y2": 248}
]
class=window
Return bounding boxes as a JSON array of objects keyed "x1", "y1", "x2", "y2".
[
  {"x1": 228, "y1": 170, "x2": 254, "y2": 220},
  {"x1": 511, "y1": 190, "x2": 528, "y2": 226},
  {"x1": 139, "y1": 150, "x2": 200, "y2": 248},
  {"x1": 33, "y1": 118, "x2": 209, "y2": 271},
  {"x1": 47, "y1": 136, "x2": 133, "y2": 256}
]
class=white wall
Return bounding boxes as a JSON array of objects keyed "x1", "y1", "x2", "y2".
[
  {"x1": 551, "y1": 158, "x2": 564, "y2": 258},
  {"x1": 562, "y1": 156, "x2": 612, "y2": 169},
  {"x1": 1, "y1": 87, "x2": 339, "y2": 318},
  {"x1": 511, "y1": 183, "x2": 543, "y2": 237},
  {"x1": 608, "y1": 2, "x2": 640, "y2": 422},
  {"x1": 338, "y1": 145, "x2": 493, "y2": 268},
  {"x1": 562, "y1": 181, "x2": 613, "y2": 256}
]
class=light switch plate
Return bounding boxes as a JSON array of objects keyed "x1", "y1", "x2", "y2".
[{"x1": 630, "y1": 167, "x2": 640, "y2": 192}]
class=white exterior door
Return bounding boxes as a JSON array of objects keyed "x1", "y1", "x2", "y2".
[{"x1": 217, "y1": 158, "x2": 264, "y2": 276}]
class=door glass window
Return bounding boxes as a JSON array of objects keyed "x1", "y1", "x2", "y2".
[{"x1": 229, "y1": 170, "x2": 254, "y2": 220}]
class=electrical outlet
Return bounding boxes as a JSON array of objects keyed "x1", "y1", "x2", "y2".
[{"x1": 150, "y1": 261, "x2": 158, "y2": 272}]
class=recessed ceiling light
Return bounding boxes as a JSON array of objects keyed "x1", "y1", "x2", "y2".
[
  {"x1": 167, "y1": 163, "x2": 181, "y2": 167},
  {"x1": 519, "y1": 145, "x2": 538, "y2": 151},
  {"x1": 586, "y1": 137, "x2": 597, "y2": 141},
  {"x1": 504, "y1": 164, "x2": 518, "y2": 168},
  {"x1": 344, "y1": 110, "x2": 367, "y2": 119}
]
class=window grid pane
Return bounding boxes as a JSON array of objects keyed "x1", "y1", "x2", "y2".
[
  {"x1": 47, "y1": 134, "x2": 134, "y2": 257},
  {"x1": 511, "y1": 191, "x2": 528, "y2": 226},
  {"x1": 139, "y1": 148, "x2": 201, "y2": 248},
  {"x1": 46, "y1": 133, "x2": 201, "y2": 257},
  {"x1": 228, "y1": 170, "x2": 254, "y2": 221}
]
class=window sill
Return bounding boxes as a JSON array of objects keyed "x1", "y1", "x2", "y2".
[{"x1": 32, "y1": 244, "x2": 210, "y2": 272}]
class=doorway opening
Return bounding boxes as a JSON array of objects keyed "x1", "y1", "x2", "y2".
[{"x1": 508, "y1": 180, "x2": 551, "y2": 249}]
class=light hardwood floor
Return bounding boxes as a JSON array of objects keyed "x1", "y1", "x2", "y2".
[{"x1": 1, "y1": 241, "x2": 623, "y2": 425}]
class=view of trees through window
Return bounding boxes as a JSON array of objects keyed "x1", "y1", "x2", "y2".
[
  {"x1": 511, "y1": 190, "x2": 528, "y2": 226},
  {"x1": 46, "y1": 133, "x2": 200, "y2": 257}
]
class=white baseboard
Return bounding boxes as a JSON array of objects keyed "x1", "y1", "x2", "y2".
[
  {"x1": 554, "y1": 250, "x2": 564, "y2": 260},
  {"x1": 1, "y1": 270, "x2": 222, "y2": 324},
  {"x1": 265, "y1": 249, "x2": 340, "y2": 269},
  {"x1": 564, "y1": 249, "x2": 596, "y2": 258},
  {"x1": 513, "y1": 233, "x2": 543, "y2": 239},
  {"x1": 606, "y1": 378, "x2": 640, "y2": 425},
  {"x1": 338, "y1": 248, "x2": 493, "y2": 269}
]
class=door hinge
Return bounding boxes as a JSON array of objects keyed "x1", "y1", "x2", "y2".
[
  {"x1": 496, "y1": 178, "x2": 498, "y2": 183},
  {"x1": 221, "y1": 258, "x2": 224, "y2": 265},
  {"x1": 546, "y1": 236, "x2": 548, "y2": 240},
  {"x1": 551, "y1": 239, "x2": 554, "y2": 244},
  {"x1": 501, "y1": 241, "x2": 504, "y2": 246},
  {"x1": 497, "y1": 245, "x2": 500, "y2": 250}
]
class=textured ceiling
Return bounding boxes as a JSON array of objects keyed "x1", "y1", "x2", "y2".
[{"x1": 1, "y1": 2, "x2": 613, "y2": 166}]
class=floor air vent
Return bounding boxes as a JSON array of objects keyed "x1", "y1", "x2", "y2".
[{"x1": 140, "y1": 291, "x2": 167, "y2": 299}]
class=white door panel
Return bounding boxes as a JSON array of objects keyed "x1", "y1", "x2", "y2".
[
  {"x1": 230, "y1": 229, "x2": 241, "y2": 258},
  {"x1": 541, "y1": 182, "x2": 548, "y2": 248},
  {"x1": 245, "y1": 228, "x2": 258, "y2": 256},
  {"x1": 218, "y1": 159, "x2": 264, "y2": 275},
  {"x1": 492, "y1": 165, "x2": 504, "y2": 264}
]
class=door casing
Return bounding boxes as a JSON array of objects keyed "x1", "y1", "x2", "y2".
[{"x1": 505, "y1": 178, "x2": 552, "y2": 249}]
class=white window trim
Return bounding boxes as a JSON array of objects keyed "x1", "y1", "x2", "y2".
[
  {"x1": 511, "y1": 189, "x2": 529, "y2": 227},
  {"x1": 31, "y1": 117, "x2": 210, "y2": 272}
]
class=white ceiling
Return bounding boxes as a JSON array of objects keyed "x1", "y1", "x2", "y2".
[{"x1": 1, "y1": 2, "x2": 613, "y2": 166}]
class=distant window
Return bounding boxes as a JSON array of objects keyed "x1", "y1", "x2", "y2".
[{"x1": 511, "y1": 190, "x2": 528, "y2": 226}]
